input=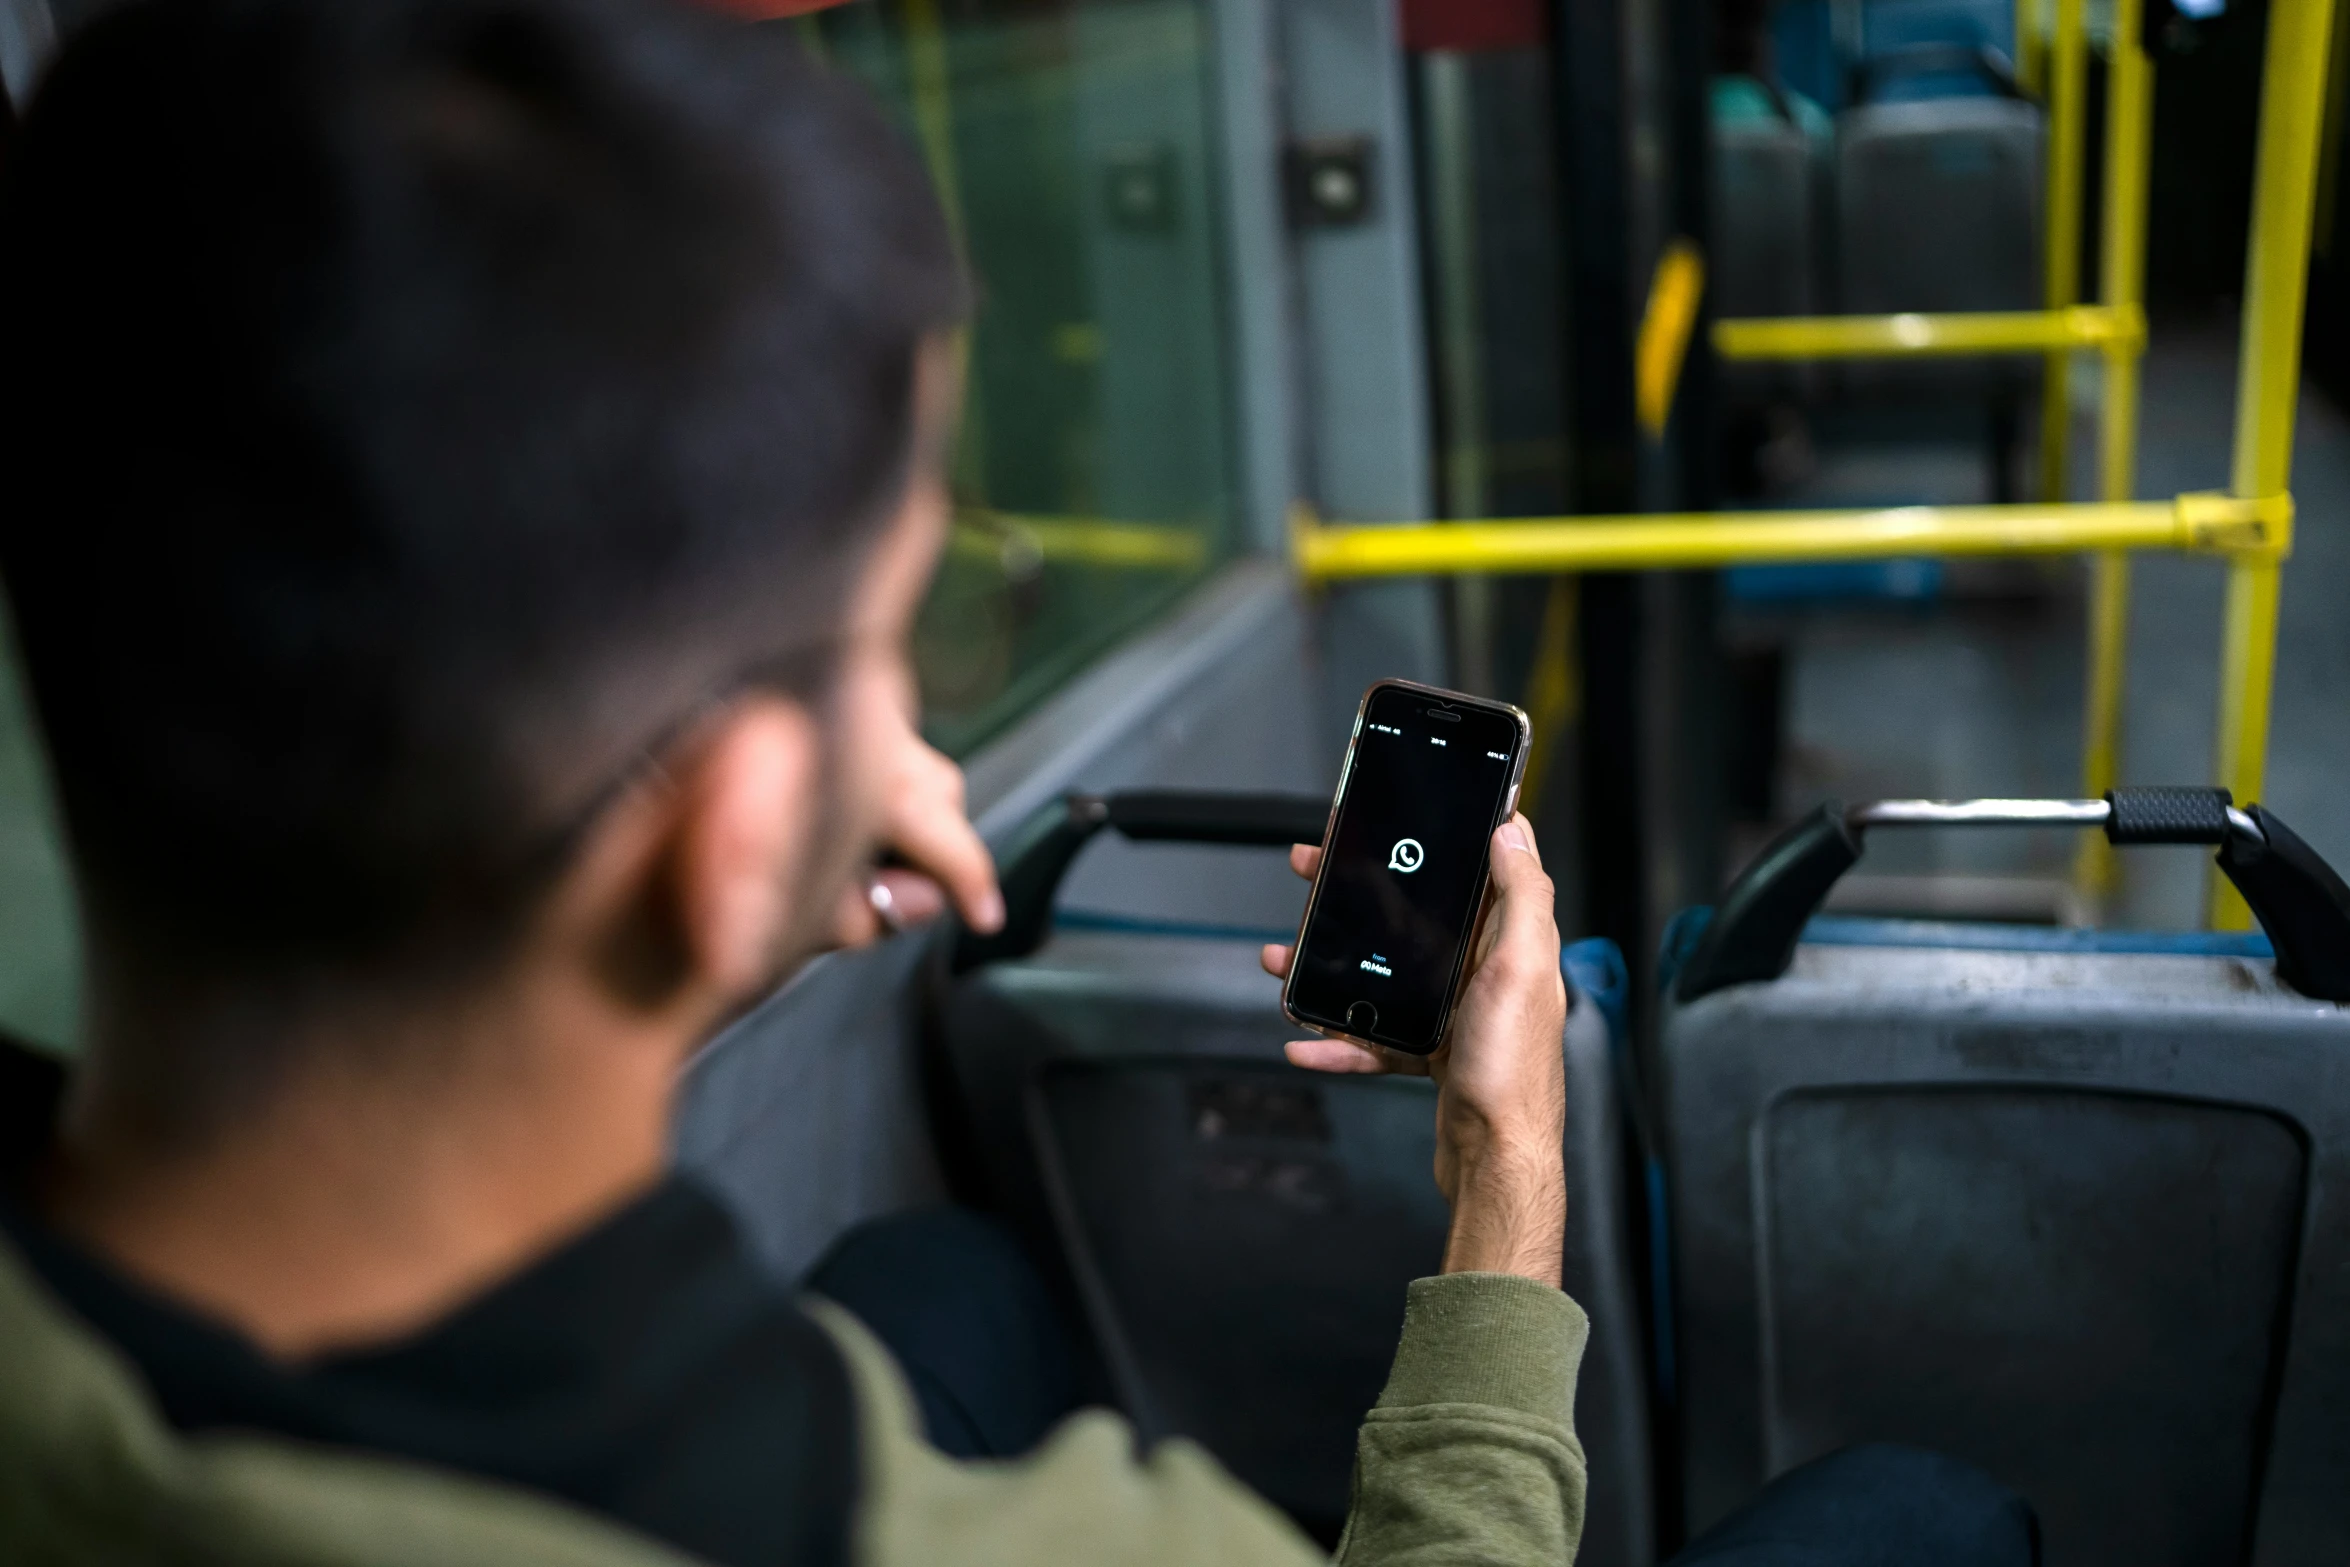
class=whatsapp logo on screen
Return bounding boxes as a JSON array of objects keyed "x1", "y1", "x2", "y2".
[{"x1": 1388, "y1": 838, "x2": 1425, "y2": 874}]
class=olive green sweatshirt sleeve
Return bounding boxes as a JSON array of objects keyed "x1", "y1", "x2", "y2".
[
  {"x1": 1337, "y1": 1274, "x2": 1590, "y2": 1565},
  {"x1": 808, "y1": 1272, "x2": 1588, "y2": 1567}
]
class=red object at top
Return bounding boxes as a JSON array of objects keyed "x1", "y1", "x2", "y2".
[
  {"x1": 702, "y1": 0, "x2": 854, "y2": 17},
  {"x1": 1400, "y1": 0, "x2": 1547, "y2": 51}
]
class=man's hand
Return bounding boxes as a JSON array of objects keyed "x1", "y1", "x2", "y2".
[
  {"x1": 1259, "y1": 814, "x2": 1568, "y2": 1285},
  {"x1": 831, "y1": 719, "x2": 1004, "y2": 947}
]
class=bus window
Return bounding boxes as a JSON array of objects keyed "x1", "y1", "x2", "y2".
[{"x1": 806, "y1": 0, "x2": 1241, "y2": 757}]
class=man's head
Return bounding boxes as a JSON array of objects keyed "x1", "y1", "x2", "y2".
[{"x1": 0, "y1": 0, "x2": 966, "y2": 1138}]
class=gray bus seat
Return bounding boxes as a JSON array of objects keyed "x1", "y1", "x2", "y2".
[
  {"x1": 1714, "y1": 110, "x2": 1819, "y2": 412},
  {"x1": 1834, "y1": 75, "x2": 2040, "y2": 445},
  {"x1": 926, "y1": 790, "x2": 1652, "y2": 1563},
  {"x1": 1835, "y1": 52, "x2": 2039, "y2": 321},
  {"x1": 1657, "y1": 789, "x2": 2350, "y2": 1566}
]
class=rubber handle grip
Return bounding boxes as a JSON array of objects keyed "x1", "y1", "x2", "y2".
[{"x1": 2105, "y1": 786, "x2": 2233, "y2": 845}]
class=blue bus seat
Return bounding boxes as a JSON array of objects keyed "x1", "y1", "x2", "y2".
[
  {"x1": 927, "y1": 791, "x2": 1652, "y2": 1563},
  {"x1": 1654, "y1": 797, "x2": 2350, "y2": 1565}
]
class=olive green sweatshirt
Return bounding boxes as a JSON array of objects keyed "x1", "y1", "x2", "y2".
[{"x1": 0, "y1": 1230, "x2": 1589, "y2": 1567}]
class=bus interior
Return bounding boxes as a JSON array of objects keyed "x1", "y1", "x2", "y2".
[{"x1": 3, "y1": 0, "x2": 2348, "y2": 1560}]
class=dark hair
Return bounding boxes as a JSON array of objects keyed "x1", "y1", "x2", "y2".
[{"x1": 0, "y1": 0, "x2": 966, "y2": 992}]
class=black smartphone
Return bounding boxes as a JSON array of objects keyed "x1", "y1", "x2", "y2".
[{"x1": 1282, "y1": 679, "x2": 1532, "y2": 1055}]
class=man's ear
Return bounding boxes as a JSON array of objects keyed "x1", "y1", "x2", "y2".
[{"x1": 664, "y1": 698, "x2": 823, "y2": 1000}]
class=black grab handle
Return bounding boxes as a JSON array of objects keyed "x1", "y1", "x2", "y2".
[
  {"x1": 1670, "y1": 809, "x2": 1861, "y2": 1001},
  {"x1": 1102, "y1": 790, "x2": 1329, "y2": 847},
  {"x1": 1675, "y1": 790, "x2": 2350, "y2": 1004},
  {"x1": 2218, "y1": 806, "x2": 2350, "y2": 1003},
  {"x1": 951, "y1": 789, "x2": 1328, "y2": 974}
]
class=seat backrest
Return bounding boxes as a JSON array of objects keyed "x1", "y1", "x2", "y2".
[
  {"x1": 1713, "y1": 117, "x2": 1817, "y2": 409},
  {"x1": 1658, "y1": 923, "x2": 2350, "y2": 1566},
  {"x1": 1831, "y1": 95, "x2": 2040, "y2": 403},
  {"x1": 928, "y1": 790, "x2": 1652, "y2": 1564},
  {"x1": 1714, "y1": 121, "x2": 1815, "y2": 323},
  {"x1": 1835, "y1": 97, "x2": 2040, "y2": 316}
]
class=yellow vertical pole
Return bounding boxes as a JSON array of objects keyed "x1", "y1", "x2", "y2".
[
  {"x1": 1518, "y1": 577, "x2": 1581, "y2": 810},
  {"x1": 2016, "y1": 0, "x2": 2045, "y2": 98},
  {"x1": 2075, "y1": 0, "x2": 2154, "y2": 908},
  {"x1": 2210, "y1": 0, "x2": 2335, "y2": 928},
  {"x1": 899, "y1": 0, "x2": 988, "y2": 501},
  {"x1": 2038, "y1": 0, "x2": 2088, "y2": 503},
  {"x1": 2318, "y1": 0, "x2": 2350, "y2": 259},
  {"x1": 901, "y1": 0, "x2": 968, "y2": 247}
]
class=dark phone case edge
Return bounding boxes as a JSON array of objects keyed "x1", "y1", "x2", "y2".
[{"x1": 1279, "y1": 678, "x2": 1533, "y2": 1056}]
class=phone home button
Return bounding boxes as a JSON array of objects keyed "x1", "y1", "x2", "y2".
[{"x1": 1344, "y1": 1000, "x2": 1378, "y2": 1036}]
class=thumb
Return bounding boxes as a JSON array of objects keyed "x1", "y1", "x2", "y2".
[
  {"x1": 1490, "y1": 812, "x2": 1545, "y2": 879},
  {"x1": 1483, "y1": 813, "x2": 1556, "y2": 955}
]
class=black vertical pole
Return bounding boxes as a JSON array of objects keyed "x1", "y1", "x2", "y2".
[
  {"x1": 1666, "y1": 0, "x2": 1725, "y2": 920},
  {"x1": 1650, "y1": 0, "x2": 1718, "y2": 1556},
  {"x1": 1553, "y1": 0, "x2": 1646, "y2": 992}
]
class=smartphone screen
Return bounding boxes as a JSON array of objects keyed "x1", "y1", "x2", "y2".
[{"x1": 1285, "y1": 682, "x2": 1528, "y2": 1054}]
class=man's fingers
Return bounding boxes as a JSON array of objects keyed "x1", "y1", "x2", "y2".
[
  {"x1": 871, "y1": 867, "x2": 946, "y2": 925},
  {"x1": 1289, "y1": 842, "x2": 1321, "y2": 881},
  {"x1": 1492, "y1": 811, "x2": 1543, "y2": 869},
  {"x1": 1260, "y1": 942, "x2": 1293, "y2": 979},
  {"x1": 831, "y1": 879, "x2": 882, "y2": 947},
  {"x1": 889, "y1": 783, "x2": 1004, "y2": 933},
  {"x1": 1285, "y1": 1037, "x2": 1433, "y2": 1077},
  {"x1": 1284, "y1": 1037, "x2": 1389, "y2": 1074},
  {"x1": 829, "y1": 870, "x2": 950, "y2": 950},
  {"x1": 1482, "y1": 812, "x2": 1559, "y2": 968},
  {"x1": 1487, "y1": 815, "x2": 1552, "y2": 913}
]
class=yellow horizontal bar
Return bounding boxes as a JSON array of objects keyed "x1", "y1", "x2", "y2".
[
  {"x1": 1715, "y1": 304, "x2": 2146, "y2": 361},
  {"x1": 1290, "y1": 491, "x2": 2289, "y2": 581},
  {"x1": 952, "y1": 511, "x2": 1209, "y2": 571}
]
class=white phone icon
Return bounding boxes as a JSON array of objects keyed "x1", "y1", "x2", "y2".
[{"x1": 1388, "y1": 837, "x2": 1425, "y2": 873}]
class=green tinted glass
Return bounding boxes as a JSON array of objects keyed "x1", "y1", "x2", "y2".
[
  {"x1": 0, "y1": 602, "x2": 76, "y2": 1056},
  {"x1": 813, "y1": 0, "x2": 1238, "y2": 755}
]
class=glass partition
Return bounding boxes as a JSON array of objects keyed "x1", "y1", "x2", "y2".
[{"x1": 811, "y1": 0, "x2": 1241, "y2": 755}]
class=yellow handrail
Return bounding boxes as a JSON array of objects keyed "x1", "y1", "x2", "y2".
[
  {"x1": 2209, "y1": 0, "x2": 2338, "y2": 927},
  {"x1": 1282, "y1": 0, "x2": 2323, "y2": 933},
  {"x1": 1293, "y1": 487, "x2": 2294, "y2": 922},
  {"x1": 1289, "y1": 493, "x2": 2288, "y2": 579},
  {"x1": 2041, "y1": 0, "x2": 2090, "y2": 502},
  {"x1": 953, "y1": 511, "x2": 1211, "y2": 571},
  {"x1": 2077, "y1": 0, "x2": 2156, "y2": 903},
  {"x1": 1715, "y1": 304, "x2": 2141, "y2": 360}
]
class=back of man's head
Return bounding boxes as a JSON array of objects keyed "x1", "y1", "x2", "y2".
[{"x1": 0, "y1": 0, "x2": 964, "y2": 1035}]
